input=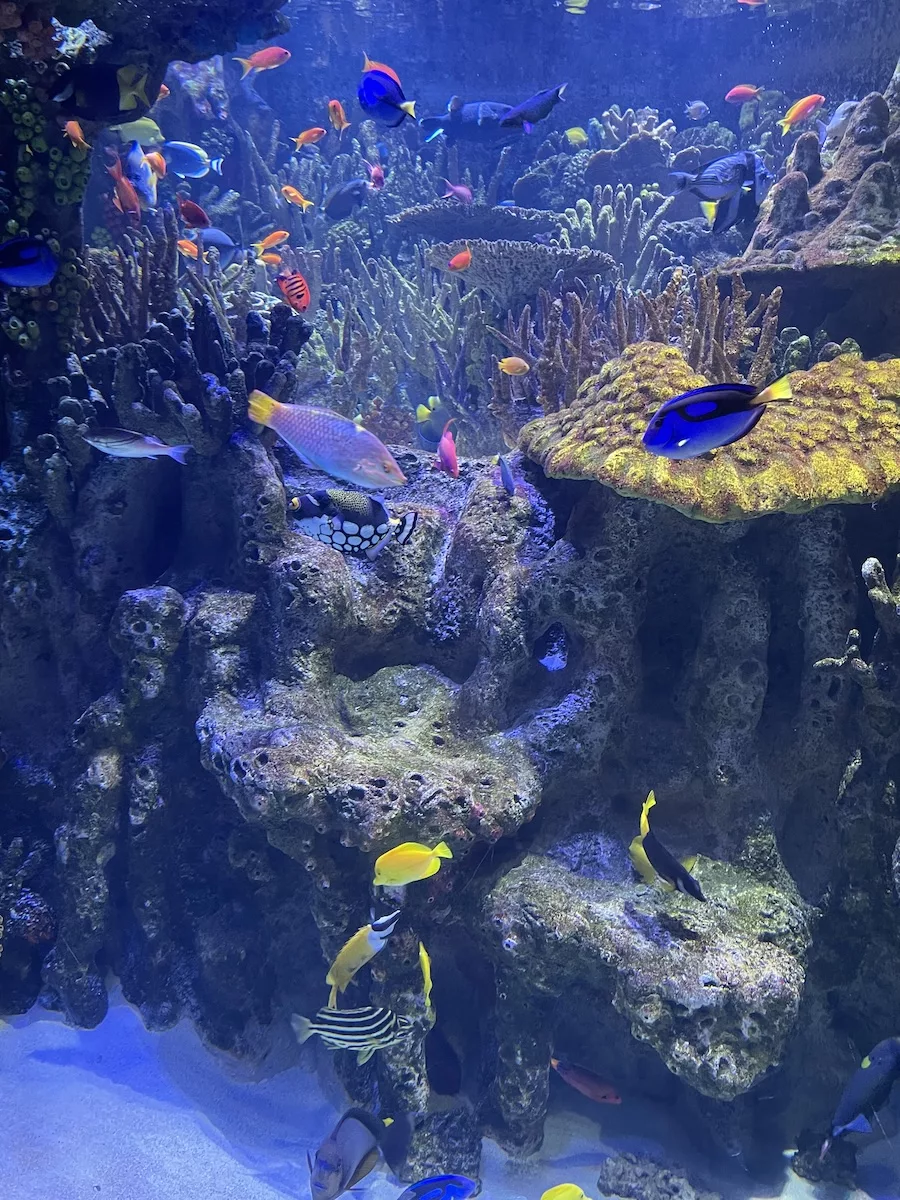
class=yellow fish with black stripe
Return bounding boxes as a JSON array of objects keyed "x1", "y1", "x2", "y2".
[
  {"x1": 628, "y1": 791, "x2": 704, "y2": 901},
  {"x1": 326, "y1": 911, "x2": 401, "y2": 1008}
]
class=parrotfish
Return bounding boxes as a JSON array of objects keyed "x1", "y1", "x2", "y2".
[
  {"x1": 642, "y1": 374, "x2": 792, "y2": 458},
  {"x1": 0, "y1": 238, "x2": 59, "y2": 288},
  {"x1": 628, "y1": 792, "x2": 704, "y2": 901},
  {"x1": 499, "y1": 84, "x2": 567, "y2": 132},
  {"x1": 373, "y1": 841, "x2": 453, "y2": 887},
  {"x1": 247, "y1": 391, "x2": 406, "y2": 489},
  {"x1": 821, "y1": 1038, "x2": 900, "y2": 1158},
  {"x1": 292, "y1": 1005, "x2": 415, "y2": 1064},
  {"x1": 82, "y1": 428, "x2": 190, "y2": 463},
  {"x1": 550, "y1": 1057, "x2": 622, "y2": 1105},
  {"x1": 396, "y1": 1176, "x2": 479, "y2": 1200},
  {"x1": 325, "y1": 911, "x2": 401, "y2": 1008},
  {"x1": 291, "y1": 490, "x2": 417, "y2": 560}
]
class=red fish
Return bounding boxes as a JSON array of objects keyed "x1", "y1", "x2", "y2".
[
  {"x1": 779, "y1": 93, "x2": 825, "y2": 135},
  {"x1": 235, "y1": 47, "x2": 291, "y2": 78},
  {"x1": 448, "y1": 245, "x2": 472, "y2": 271},
  {"x1": 106, "y1": 149, "x2": 141, "y2": 224},
  {"x1": 725, "y1": 84, "x2": 762, "y2": 104},
  {"x1": 442, "y1": 179, "x2": 473, "y2": 205},
  {"x1": 177, "y1": 195, "x2": 210, "y2": 228},
  {"x1": 551, "y1": 1058, "x2": 622, "y2": 1105},
  {"x1": 277, "y1": 269, "x2": 311, "y2": 313},
  {"x1": 434, "y1": 420, "x2": 459, "y2": 478},
  {"x1": 366, "y1": 161, "x2": 385, "y2": 190}
]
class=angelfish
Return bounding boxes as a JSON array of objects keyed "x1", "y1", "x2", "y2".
[
  {"x1": 308, "y1": 1107, "x2": 409, "y2": 1200},
  {"x1": 821, "y1": 1038, "x2": 900, "y2": 1159},
  {"x1": 628, "y1": 791, "x2": 704, "y2": 901},
  {"x1": 325, "y1": 911, "x2": 401, "y2": 1008}
]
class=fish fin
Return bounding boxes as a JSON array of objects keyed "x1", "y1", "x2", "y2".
[
  {"x1": 380, "y1": 1113, "x2": 414, "y2": 1170},
  {"x1": 415, "y1": 404, "x2": 433, "y2": 422},
  {"x1": 681, "y1": 855, "x2": 698, "y2": 873},
  {"x1": 839, "y1": 1113, "x2": 873, "y2": 1135},
  {"x1": 327, "y1": 984, "x2": 339, "y2": 1009},
  {"x1": 291, "y1": 1014, "x2": 313, "y2": 1043},
  {"x1": 393, "y1": 512, "x2": 418, "y2": 546},
  {"x1": 247, "y1": 389, "x2": 278, "y2": 427},
  {"x1": 700, "y1": 201, "x2": 717, "y2": 226},
  {"x1": 166, "y1": 444, "x2": 191, "y2": 465},
  {"x1": 433, "y1": 841, "x2": 453, "y2": 860},
  {"x1": 639, "y1": 790, "x2": 656, "y2": 837},
  {"x1": 424, "y1": 127, "x2": 445, "y2": 143},
  {"x1": 235, "y1": 57, "x2": 254, "y2": 79},
  {"x1": 357, "y1": 1045, "x2": 377, "y2": 1065},
  {"x1": 778, "y1": 119, "x2": 791, "y2": 136},
  {"x1": 558, "y1": 83, "x2": 568, "y2": 98},
  {"x1": 132, "y1": 72, "x2": 150, "y2": 110},
  {"x1": 365, "y1": 541, "x2": 388, "y2": 562},
  {"x1": 754, "y1": 374, "x2": 793, "y2": 405},
  {"x1": 524, "y1": 121, "x2": 534, "y2": 134},
  {"x1": 400, "y1": 100, "x2": 416, "y2": 118},
  {"x1": 628, "y1": 836, "x2": 658, "y2": 886},
  {"x1": 712, "y1": 188, "x2": 742, "y2": 234},
  {"x1": 211, "y1": 158, "x2": 224, "y2": 174}
]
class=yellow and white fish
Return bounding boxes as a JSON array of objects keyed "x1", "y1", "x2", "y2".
[{"x1": 326, "y1": 911, "x2": 401, "y2": 1008}]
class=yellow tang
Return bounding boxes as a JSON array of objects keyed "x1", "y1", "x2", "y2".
[
  {"x1": 419, "y1": 941, "x2": 434, "y2": 1014},
  {"x1": 565, "y1": 126, "x2": 589, "y2": 147},
  {"x1": 542, "y1": 1187, "x2": 587, "y2": 1200},
  {"x1": 325, "y1": 911, "x2": 400, "y2": 1008},
  {"x1": 110, "y1": 117, "x2": 165, "y2": 145},
  {"x1": 373, "y1": 840, "x2": 453, "y2": 887}
]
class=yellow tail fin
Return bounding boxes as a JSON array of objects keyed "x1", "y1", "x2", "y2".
[
  {"x1": 700, "y1": 201, "x2": 717, "y2": 227},
  {"x1": 248, "y1": 389, "x2": 278, "y2": 427},
  {"x1": 235, "y1": 57, "x2": 254, "y2": 79},
  {"x1": 639, "y1": 790, "x2": 656, "y2": 837},
  {"x1": 400, "y1": 100, "x2": 416, "y2": 119},
  {"x1": 756, "y1": 375, "x2": 793, "y2": 405},
  {"x1": 433, "y1": 841, "x2": 453, "y2": 860},
  {"x1": 681, "y1": 855, "x2": 698, "y2": 874},
  {"x1": 778, "y1": 119, "x2": 791, "y2": 136},
  {"x1": 132, "y1": 72, "x2": 150, "y2": 109}
]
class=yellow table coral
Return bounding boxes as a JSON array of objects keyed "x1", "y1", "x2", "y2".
[{"x1": 519, "y1": 341, "x2": 900, "y2": 522}]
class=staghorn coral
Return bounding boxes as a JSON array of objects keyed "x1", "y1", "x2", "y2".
[
  {"x1": 519, "y1": 341, "x2": 900, "y2": 522},
  {"x1": 555, "y1": 184, "x2": 677, "y2": 288},
  {"x1": 80, "y1": 214, "x2": 179, "y2": 346}
]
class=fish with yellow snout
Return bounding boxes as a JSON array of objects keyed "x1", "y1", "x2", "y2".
[{"x1": 629, "y1": 791, "x2": 704, "y2": 901}]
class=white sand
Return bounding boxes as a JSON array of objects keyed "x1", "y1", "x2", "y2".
[{"x1": 0, "y1": 994, "x2": 893, "y2": 1200}]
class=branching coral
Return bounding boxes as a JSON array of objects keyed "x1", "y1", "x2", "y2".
[
  {"x1": 555, "y1": 184, "x2": 677, "y2": 288},
  {"x1": 80, "y1": 213, "x2": 179, "y2": 346}
]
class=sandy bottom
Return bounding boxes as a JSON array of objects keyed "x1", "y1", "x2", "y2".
[{"x1": 0, "y1": 994, "x2": 895, "y2": 1200}]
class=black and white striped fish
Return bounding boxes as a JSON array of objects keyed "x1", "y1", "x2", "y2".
[
  {"x1": 290, "y1": 489, "x2": 418, "y2": 560},
  {"x1": 292, "y1": 1005, "x2": 416, "y2": 1064}
]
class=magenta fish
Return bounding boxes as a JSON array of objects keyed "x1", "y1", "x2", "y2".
[
  {"x1": 441, "y1": 179, "x2": 473, "y2": 205},
  {"x1": 433, "y1": 420, "x2": 459, "y2": 478}
]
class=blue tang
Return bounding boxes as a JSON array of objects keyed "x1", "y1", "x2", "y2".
[
  {"x1": 162, "y1": 140, "x2": 224, "y2": 179},
  {"x1": 642, "y1": 376, "x2": 793, "y2": 459},
  {"x1": 396, "y1": 1175, "x2": 480, "y2": 1200},
  {"x1": 357, "y1": 70, "x2": 416, "y2": 127},
  {"x1": 0, "y1": 237, "x2": 59, "y2": 288}
]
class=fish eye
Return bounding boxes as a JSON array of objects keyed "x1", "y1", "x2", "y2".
[{"x1": 652, "y1": 417, "x2": 664, "y2": 429}]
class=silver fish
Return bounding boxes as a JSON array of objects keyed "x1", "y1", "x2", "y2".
[
  {"x1": 82, "y1": 427, "x2": 190, "y2": 463},
  {"x1": 684, "y1": 100, "x2": 709, "y2": 121},
  {"x1": 292, "y1": 1005, "x2": 415, "y2": 1064}
]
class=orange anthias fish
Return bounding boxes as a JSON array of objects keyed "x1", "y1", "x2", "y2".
[
  {"x1": 253, "y1": 230, "x2": 289, "y2": 255},
  {"x1": 177, "y1": 238, "x2": 201, "y2": 260},
  {"x1": 434, "y1": 420, "x2": 459, "y2": 478},
  {"x1": 725, "y1": 84, "x2": 762, "y2": 104},
  {"x1": 277, "y1": 269, "x2": 311, "y2": 312},
  {"x1": 551, "y1": 1058, "x2": 622, "y2": 1106},
  {"x1": 177, "y1": 195, "x2": 211, "y2": 228},
  {"x1": 106, "y1": 150, "x2": 141, "y2": 223},
  {"x1": 779, "y1": 93, "x2": 826, "y2": 135},
  {"x1": 448, "y1": 245, "x2": 472, "y2": 271},
  {"x1": 328, "y1": 99, "x2": 351, "y2": 136},
  {"x1": 261, "y1": 253, "x2": 282, "y2": 266},
  {"x1": 234, "y1": 46, "x2": 291, "y2": 78},
  {"x1": 366, "y1": 161, "x2": 385, "y2": 190},
  {"x1": 144, "y1": 151, "x2": 167, "y2": 178},
  {"x1": 64, "y1": 120, "x2": 90, "y2": 151},
  {"x1": 282, "y1": 185, "x2": 315, "y2": 211},
  {"x1": 294, "y1": 127, "x2": 327, "y2": 149},
  {"x1": 156, "y1": 83, "x2": 171, "y2": 102},
  {"x1": 363, "y1": 53, "x2": 401, "y2": 86},
  {"x1": 498, "y1": 357, "x2": 530, "y2": 376}
]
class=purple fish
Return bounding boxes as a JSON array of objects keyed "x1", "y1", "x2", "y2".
[{"x1": 441, "y1": 179, "x2": 473, "y2": 205}]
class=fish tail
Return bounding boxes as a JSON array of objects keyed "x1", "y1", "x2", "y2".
[
  {"x1": 755, "y1": 374, "x2": 793, "y2": 405},
  {"x1": 132, "y1": 72, "x2": 150, "y2": 110},
  {"x1": 291, "y1": 1014, "x2": 314, "y2": 1043},
  {"x1": 247, "y1": 389, "x2": 279, "y2": 428},
  {"x1": 640, "y1": 790, "x2": 656, "y2": 836},
  {"x1": 681, "y1": 855, "x2": 698, "y2": 873},
  {"x1": 166, "y1": 444, "x2": 191, "y2": 465},
  {"x1": 778, "y1": 118, "x2": 791, "y2": 136},
  {"x1": 558, "y1": 83, "x2": 568, "y2": 98},
  {"x1": 433, "y1": 841, "x2": 453, "y2": 860},
  {"x1": 210, "y1": 157, "x2": 224, "y2": 174},
  {"x1": 327, "y1": 984, "x2": 339, "y2": 1009},
  {"x1": 700, "y1": 200, "x2": 717, "y2": 226},
  {"x1": 393, "y1": 512, "x2": 418, "y2": 545},
  {"x1": 399, "y1": 100, "x2": 417, "y2": 119},
  {"x1": 235, "y1": 57, "x2": 254, "y2": 79}
]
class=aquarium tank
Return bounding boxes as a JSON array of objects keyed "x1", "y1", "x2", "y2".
[{"x1": 4, "y1": 0, "x2": 900, "y2": 1196}]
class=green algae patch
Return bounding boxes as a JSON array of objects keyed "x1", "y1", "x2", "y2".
[{"x1": 519, "y1": 341, "x2": 900, "y2": 522}]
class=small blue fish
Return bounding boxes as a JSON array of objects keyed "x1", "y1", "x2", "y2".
[
  {"x1": 0, "y1": 237, "x2": 59, "y2": 288},
  {"x1": 642, "y1": 376, "x2": 793, "y2": 459},
  {"x1": 375, "y1": 140, "x2": 391, "y2": 163},
  {"x1": 496, "y1": 200, "x2": 517, "y2": 207},
  {"x1": 358, "y1": 70, "x2": 416, "y2": 127},
  {"x1": 162, "y1": 140, "x2": 224, "y2": 179},
  {"x1": 498, "y1": 455, "x2": 516, "y2": 497},
  {"x1": 396, "y1": 1175, "x2": 480, "y2": 1200}
]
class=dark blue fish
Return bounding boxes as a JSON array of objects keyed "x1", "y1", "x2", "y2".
[
  {"x1": 669, "y1": 150, "x2": 756, "y2": 202},
  {"x1": 375, "y1": 140, "x2": 390, "y2": 163},
  {"x1": 642, "y1": 376, "x2": 792, "y2": 459},
  {"x1": 495, "y1": 200, "x2": 517, "y2": 207},
  {"x1": 498, "y1": 455, "x2": 516, "y2": 497},
  {"x1": 822, "y1": 1038, "x2": 900, "y2": 1158},
  {"x1": 193, "y1": 227, "x2": 240, "y2": 267},
  {"x1": 358, "y1": 70, "x2": 416, "y2": 127},
  {"x1": 499, "y1": 84, "x2": 567, "y2": 132},
  {"x1": 419, "y1": 97, "x2": 515, "y2": 145},
  {"x1": 396, "y1": 1175, "x2": 479, "y2": 1200},
  {"x1": 324, "y1": 179, "x2": 369, "y2": 221},
  {"x1": 0, "y1": 237, "x2": 59, "y2": 288}
]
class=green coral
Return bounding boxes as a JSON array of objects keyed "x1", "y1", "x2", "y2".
[{"x1": 518, "y1": 341, "x2": 900, "y2": 522}]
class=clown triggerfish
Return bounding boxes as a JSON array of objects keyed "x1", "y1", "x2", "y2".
[{"x1": 290, "y1": 489, "x2": 417, "y2": 560}]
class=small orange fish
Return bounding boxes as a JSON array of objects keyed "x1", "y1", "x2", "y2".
[
  {"x1": 725, "y1": 84, "x2": 762, "y2": 104},
  {"x1": 779, "y1": 93, "x2": 825, "y2": 135},
  {"x1": 177, "y1": 238, "x2": 200, "y2": 259},
  {"x1": 64, "y1": 120, "x2": 90, "y2": 151},
  {"x1": 156, "y1": 83, "x2": 171, "y2": 102},
  {"x1": 253, "y1": 230, "x2": 289, "y2": 254},
  {"x1": 261, "y1": 253, "x2": 282, "y2": 266},
  {"x1": 363, "y1": 54, "x2": 401, "y2": 86},
  {"x1": 498, "y1": 357, "x2": 530, "y2": 376},
  {"x1": 144, "y1": 151, "x2": 167, "y2": 178},
  {"x1": 235, "y1": 46, "x2": 291, "y2": 78},
  {"x1": 281, "y1": 185, "x2": 315, "y2": 211},
  {"x1": 106, "y1": 149, "x2": 140, "y2": 224},
  {"x1": 328, "y1": 99, "x2": 350, "y2": 136},
  {"x1": 294, "y1": 127, "x2": 327, "y2": 149},
  {"x1": 448, "y1": 245, "x2": 472, "y2": 271},
  {"x1": 277, "y1": 269, "x2": 311, "y2": 313}
]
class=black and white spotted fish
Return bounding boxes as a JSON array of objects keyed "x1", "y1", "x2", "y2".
[
  {"x1": 290, "y1": 489, "x2": 418, "y2": 560},
  {"x1": 292, "y1": 1004, "x2": 416, "y2": 1064}
]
